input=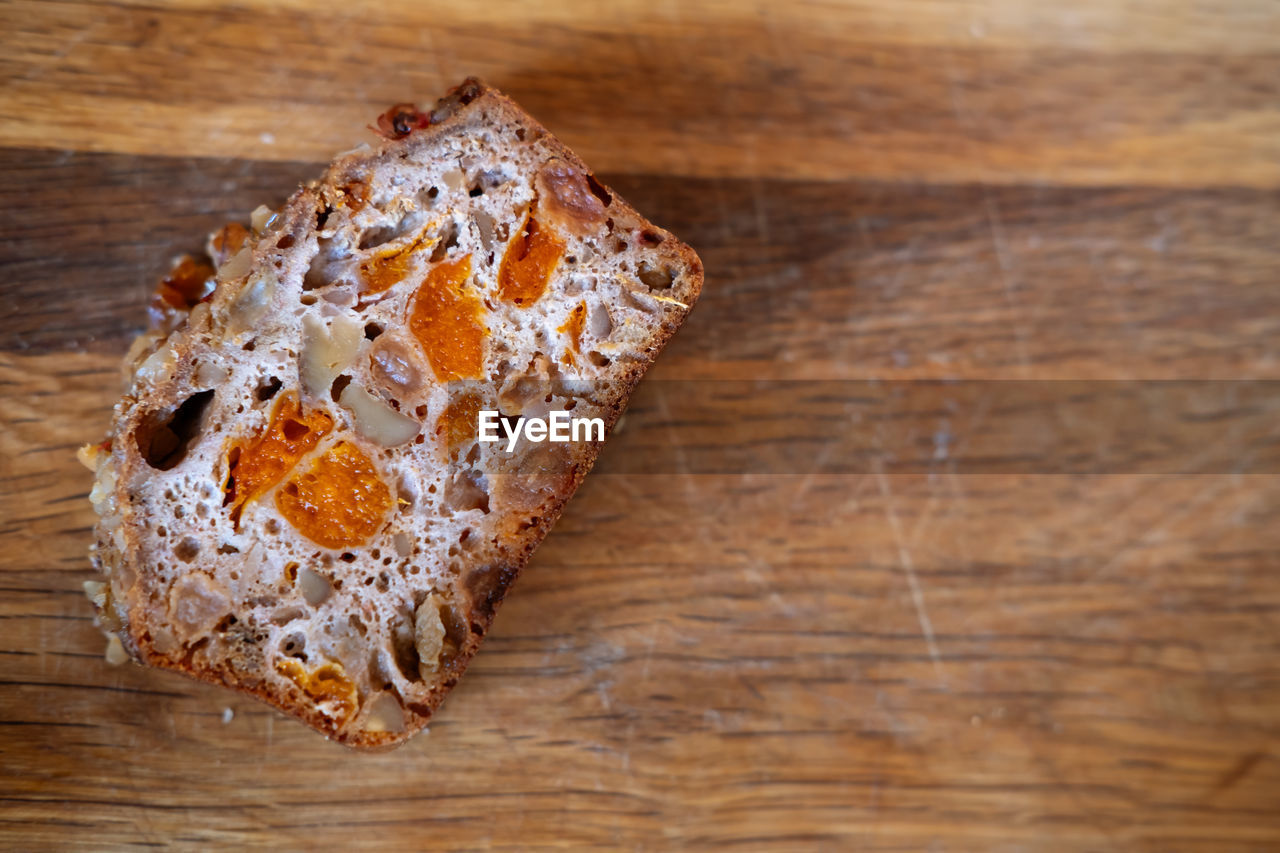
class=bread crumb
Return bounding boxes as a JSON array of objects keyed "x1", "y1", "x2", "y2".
[
  {"x1": 76, "y1": 443, "x2": 98, "y2": 471},
  {"x1": 222, "y1": 708, "x2": 234, "y2": 724},
  {"x1": 104, "y1": 634, "x2": 128, "y2": 666}
]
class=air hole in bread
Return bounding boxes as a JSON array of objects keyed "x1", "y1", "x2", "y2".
[
  {"x1": 340, "y1": 552, "x2": 357, "y2": 564},
  {"x1": 330, "y1": 373, "x2": 352, "y2": 402},
  {"x1": 300, "y1": 293, "x2": 318, "y2": 306},
  {"x1": 364, "y1": 323, "x2": 383, "y2": 341},
  {"x1": 612, "y1": 238, "x2": 627, "y2": 254},
  {"x1": 357, "y1": 215, "x2": 415, "y2": 250},
  {"x1": 586, "y1": 175, "x2": 613, "y2": 207},
  {"x1": 280, "y1": 633, "x2": 307, "y2": 659},
  {"x1": 638, "y1": 262, "x2": 675, "y2": 290},
  {"x1": 391, "y1": 617, "x2": 420, "y2": 681},
  {"x1": 134, "y1": 389, "x2": 216, "y2": 471},
  {"x1": 271, "y1": 606, "x2": 306, "y2": 626},
  {"x1": 174, "y1": 537, "x2": 200, "y2": 562},
  {"x1": 218, "y1": 543, "x2": 239, "y2": 555},
  {"x1": 468, "y1": 185, "x2": 484, "y2": 198},
  {"x1": 588, "y1": 351, "x2": 610, "y2": 367},
  {"x1": 446, "y1": 469, "x2": 490, "y2": 513},
  {"x1": 429, "y1": 220, "x2": 460, "y2": 263},
  {"x1": 303, "y1": 249, "x2": 333, "y2": 291},
  {"x1": 256, "y1": 376, "x2": 282, "y2": 402},
  {"x1": 277, "y1": 234, "x2": 296, "y2": 250}
]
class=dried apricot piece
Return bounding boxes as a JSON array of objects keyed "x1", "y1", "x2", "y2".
[
  {"x1": 359, "y1": 232, "x2": 428, "y2": 295},
  {"x1": 276, "y1": 658, "x2": 359, "y2": 723},
  {"x1": 209, "y1": 222, "x2": 250, "y2": 266},
  {"x1": 276, "y1": 440, "x2": 392, "y2": 549},
  {"x1": 225, "y1": 392, "x2": 332, "y2": 525},
  {"x1": 436, "y1": 392, "x2": 482, "y2": 460},
  {"x1": 497, "y1": 215, "x2": 565, "y2": 306},
  {"x1": 408, "y1": 255, "x2": 486, "y2": 382},
  {"x1": 557, "y1": 302, "x2": 587, "y2": 366},
  {"x1": 147, "y1": 256, "x2": 216, "y2": 333}
]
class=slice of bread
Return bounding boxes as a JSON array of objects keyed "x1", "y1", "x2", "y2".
[{"x1": 81, "y1": 78, "x2": 702, "y2": 747}]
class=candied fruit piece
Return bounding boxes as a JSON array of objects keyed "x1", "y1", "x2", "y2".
[
  {"x1": 276, "y1": 440, "x2": 392, "y2": 549},
  {"x1": 408, "y1": 255, "x2": 486, "y2": 382},
  {"x1": 225, "y1": 392, "x2": 332, "y2": 525},
  {"x1": 359, "y1": 239, "x2": 418, "y2": 295},
  {"x1": 209, "y1": 222, "x2": 250, "y2": 266},
  {"x1": 276, "y1": 658, "x2": 359, "y2": 723},
  {"x1": 436, "y1": 392, "x2": 482, "y2": 460},
  {"x1": 374, "y1": 103, "x2": 432, "y2": 140},
  {"x1": 497, "y1": 215, "x2": 565, "y2": 306},
  {"x1": 557, "y1": 302, "x2": 587, "y2": 366},
  {"x1": 147, "y1": 256, "x2": 216, "y2": 333}
]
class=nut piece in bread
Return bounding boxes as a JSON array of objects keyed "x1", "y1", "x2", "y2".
[{"x1": 83, "y1": 78, "x2": 703, "y2": 747}]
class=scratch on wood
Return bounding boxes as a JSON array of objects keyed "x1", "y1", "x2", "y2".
[{"x1": 874, "y1": 465, "x2": 944, "y2": 683}]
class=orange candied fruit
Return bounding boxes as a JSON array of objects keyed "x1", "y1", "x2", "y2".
[
  {"x1": 275, "y1": 440, "x2": 392, "y2": 550},
  {"x1": 497, "y1": 215, "x2": 566, "y2": 306},
  {"x1": 557, "y1": 301, "x2": 587, "y2": 366},
  {"x1": 359, "y1": 238, "x2": 418, "y2": 295},
  {"x1": 275, "y1": 658, "x2": 358, "y2": 723},
  {"x1": 436, "y1": 392, "x2": 482, "y2": 460},
  {"x1": 225, "y1": 392, "x2": 332, "y2": 525},
  {"x1": 147, "y1": 255, "x2": 216, "y2": 332},
  {"x1": 408, "y1": 254, "x2": 487, "y2": 383}
]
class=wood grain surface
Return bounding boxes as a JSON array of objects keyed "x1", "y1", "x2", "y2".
[{"x1": 2, "y1": 1, "x2": 1279, "y2": 849}]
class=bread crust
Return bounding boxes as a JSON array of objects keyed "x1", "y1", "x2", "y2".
[{"x1": 84, "y1": 78, "x2": 702, "y2": 747}]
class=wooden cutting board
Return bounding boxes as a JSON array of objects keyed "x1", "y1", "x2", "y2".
[{"x1": 2, "y1": 1, "x2": 1279, "y2": 849}]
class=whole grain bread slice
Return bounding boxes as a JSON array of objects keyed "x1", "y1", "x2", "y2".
[{"x1": 81, "y1": 78, "x2": 703, "y2": 747}]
